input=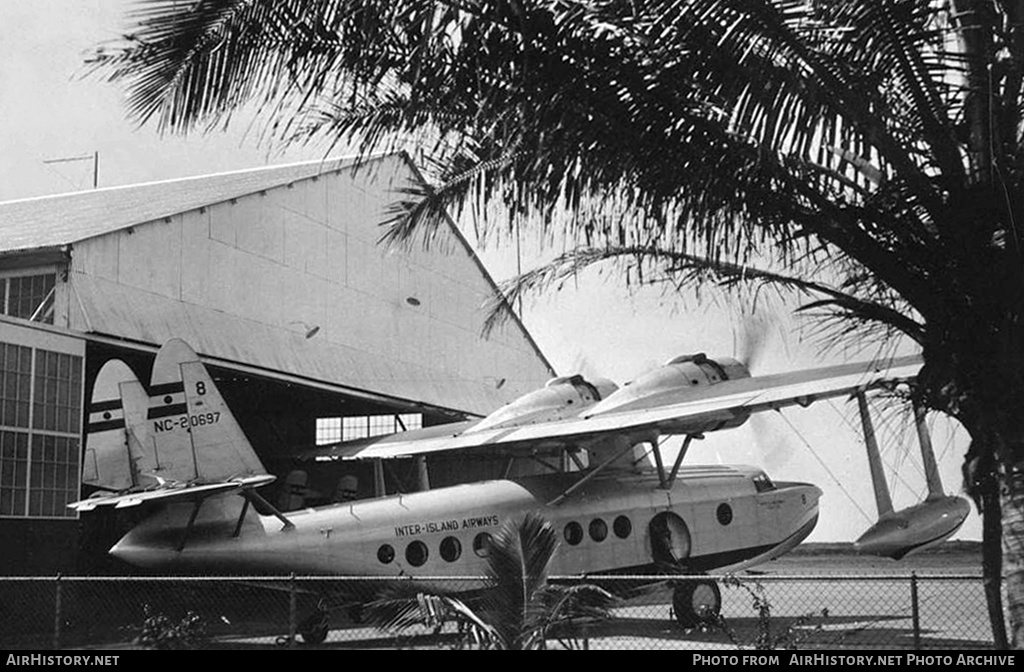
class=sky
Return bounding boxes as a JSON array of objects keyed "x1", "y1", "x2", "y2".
[{"x1": 0, "y1": 1, "x2": 980, "y2": 543}]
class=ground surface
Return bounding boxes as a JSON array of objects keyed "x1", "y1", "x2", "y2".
[{"x1": 751, "y1": 541, "x2": 982, "y2": 576}]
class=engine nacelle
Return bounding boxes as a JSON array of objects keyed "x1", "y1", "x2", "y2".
[
  {"x1": 471, "y1": 374, "x2": 619, "y2": 432},
  {"x1": 584, "y1": 353, "x2": 752, "y2": 432}
]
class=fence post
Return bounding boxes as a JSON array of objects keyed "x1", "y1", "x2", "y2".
[
  {"x1": 289, "y1": 573, "x2": 297, "y2": 649},
  {"x1": 53, "y1": 574, "x2": 62, "y2": 651},
  {"x1": 910, "y1": 572, "x2": 920, "y2": 650}
]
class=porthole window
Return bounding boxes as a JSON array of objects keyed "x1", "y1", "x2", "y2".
[
  {"x1": 564, "y1": 521, "x2": 584, "y2": 546},
  {"x1": 613, "y1": 515, "x2": 632, "y2": 539},
  {"x1": 716, "y1": 503, "x2": 733, "y2": 526},
  {"x1": 473, "y1": 532, "x2": 493, "y2": 558},
  {"x1": 377, "y1": 544, "x2": 395, "y2": 564},
  {"x1": 406, "y1": 540, "x2": 428, "y2": 567},
  {"x1": 589, "y1": 518, "x2": 608, "y2": 542},
  {"x1": 440, "y1": 536, "x2": 462, "y2": 563}
]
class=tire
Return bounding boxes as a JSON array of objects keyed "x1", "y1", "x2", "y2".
[{"x1": 672, "y1": 579, "x2": 721, "y2": 628}]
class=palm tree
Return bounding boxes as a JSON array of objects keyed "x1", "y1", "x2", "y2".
[
  {"x1": 365, "y1": 513, "x2": 616, "y2": 649},
  {"x1": 92, "y1": 1, "x2": 1024, "y2": 648}
]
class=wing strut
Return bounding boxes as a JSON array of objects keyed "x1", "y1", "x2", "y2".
[
  {"x1": 529, "y1": 455, "x2": 562, "y2": 473},
  {"x1": 856, "y1": 391, "x2": 893, "y2": 517},
  {"x1": 547, "y1": 440, "x2": 636, "y2": 506},
  {"x1": 176, "y1": 500, "x2": 204, "y2": 552},
  {"x1": 651, "y1": 439, "x2": 667, "y2": 484},
  {"x1": 661, "y1": 434, "x2": 699, "y2": 490},
  {"x1": 373, "y1": 459, "x2": 386, "y2": 498},
  {"x1": 243, "y1": 489, "x2": 295, "y2": 531},
  {"x1": 232, "y1": 496, "x2": 251, "y2": 538},
  {"x1": 913, "y1": 401, "x2": 945, "y2": 499},
  {"x1": 566, "y1": 448, "x2": 586, "y2": 471}
]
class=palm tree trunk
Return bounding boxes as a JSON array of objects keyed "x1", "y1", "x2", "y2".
[
  {"x1": 981, "y1": 476, "x2": 1008, "y2": 648},
  {"x1": 964, "y1": 434, "x2": 1009, "y2": 649},
  {"x1": 1003, "y1": 462, "x2": 1024, "y2": 648}
]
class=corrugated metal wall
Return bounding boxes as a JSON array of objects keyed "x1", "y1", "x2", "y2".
[{"x1": 68, "y1": 155, "x2": 553, "y2": 416}]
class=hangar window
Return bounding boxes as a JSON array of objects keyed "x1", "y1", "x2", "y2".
[
  {"x1": 440, "y1": 536, "x2": 462, "y2": 562},
  {"x1": 315, "y1": 413, "x2": 423, "y2": 444},
  {"x1": 0, "y1": 341, "x2": 82, "y2": 518},
  {"x1": 1, "y1": 273, "x2": 56, "y2": 325}
]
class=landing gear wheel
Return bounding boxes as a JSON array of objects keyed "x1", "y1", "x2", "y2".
[{"x1": 672, "y1": 580, "x2": 721, "y2": 628}]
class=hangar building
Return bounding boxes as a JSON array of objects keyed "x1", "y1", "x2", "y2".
[{"x1": 0, "y1": 153, "x2": 555, "y2": 574}]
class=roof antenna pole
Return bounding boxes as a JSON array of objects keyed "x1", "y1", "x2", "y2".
[{"x1": 42, "y1": 151, "x2": 99, "y2": 190}]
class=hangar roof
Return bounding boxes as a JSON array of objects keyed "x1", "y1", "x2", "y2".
[
  {"x1": 0, "y1": 155, "x2": 365, "y2": 254},
  {"x1": 1, "y1": 153, "x2": 556, "y2": 417}
]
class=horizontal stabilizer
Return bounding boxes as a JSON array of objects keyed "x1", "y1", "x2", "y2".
[{"x1": 68, "y1": 474, "x2": 275, "y2": 512}]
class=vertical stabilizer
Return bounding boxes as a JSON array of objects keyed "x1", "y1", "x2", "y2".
[
  {"x1": 149, "y1": 343, "x2": 200, "y2": 482},
  {"x1": 180, "y1": 360, "x2": 266, "y2": 479},
  {"x1": 83, "y1": 360, "x2": 138, "y2": 491},
  {"x1": 119, "y1": 377, "x2": 163, "y2": 489},
  {"x1": 856, "y1": 391, "x2": 894, "y2": 517},
  {"x1": 151, "y1": 339, "x2": 266, "y2": 482}
]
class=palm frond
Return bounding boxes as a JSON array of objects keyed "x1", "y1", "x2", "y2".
[
  {"x1": 481, "y1": 512, "x2": 559, "y2": 648},
  {"x1": 96, "y1": 1, "x2": 1024, "y2": 433},
  {"x1": 365, "y1": 581, "x2": 499, "y2": 648},
  {"x1": 482, "y1": 244, "x2": 924, "y2": 347}
]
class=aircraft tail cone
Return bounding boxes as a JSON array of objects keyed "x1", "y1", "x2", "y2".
[{"x1": 109, "y1": 533, "x2": 177, "y2": 569}]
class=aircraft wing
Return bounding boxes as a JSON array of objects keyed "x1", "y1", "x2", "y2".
[
  {"x1": 306, "y1": 354, "x2": 922, "y2": 461},
  {"x1": 68, "y1": 475, "x2": 276, "y2": 512}
]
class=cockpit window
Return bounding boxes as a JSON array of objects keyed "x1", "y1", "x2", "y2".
[{"x1": 753, "y1": 472, "x2": 776, "y2": 493}]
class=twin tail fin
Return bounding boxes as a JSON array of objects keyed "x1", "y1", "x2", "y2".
[{"x1": 70, "y1": 339, "x2": 272, "y2": 512}]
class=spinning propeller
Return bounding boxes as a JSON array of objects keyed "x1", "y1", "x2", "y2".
[{"x1": 734, "y1": 314, "x2": 796, "y2": 471}]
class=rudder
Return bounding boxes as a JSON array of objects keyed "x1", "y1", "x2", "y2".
[
  {"x1": 152, "y1": 339, "x2": 267, "y2": 482},
  {"x1": 82, "y1": 360, "x2": 138, "y2": 491}
]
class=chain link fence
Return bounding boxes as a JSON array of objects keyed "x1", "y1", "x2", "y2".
[{"x1": 0, "y1": 574, "x2": 996, "y2": 650}]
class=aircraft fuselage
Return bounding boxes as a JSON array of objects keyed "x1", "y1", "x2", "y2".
[{"x1": 111, "y1": 465, "x2": 821, "y2": 577}]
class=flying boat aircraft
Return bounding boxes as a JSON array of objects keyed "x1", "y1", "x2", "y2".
[{"x1": 73, "y1": 339, "x2": 928, "y2": 639}]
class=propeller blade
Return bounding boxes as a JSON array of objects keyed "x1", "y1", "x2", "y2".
[{"x1": 735, "y1": 313, "x2": 772, "y2": 372}]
